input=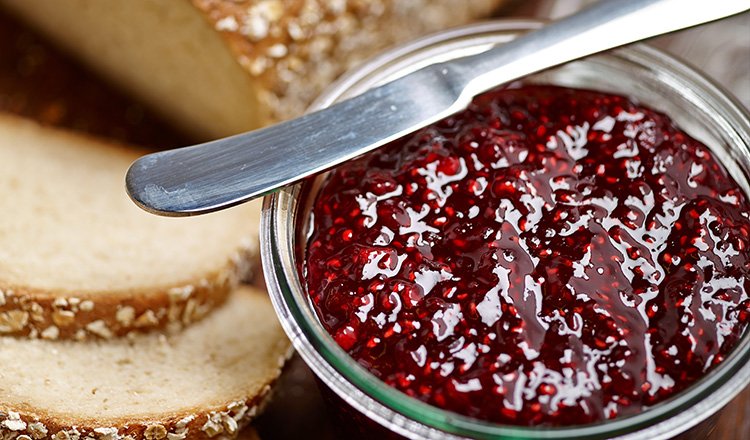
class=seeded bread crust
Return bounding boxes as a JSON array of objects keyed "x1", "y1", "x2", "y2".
[
  {"x1": 0, "y1": 272, "x2": 236, "y2": 340},
  {"x1": 0, "y1": 0, "x2": 508, "y2": 140},
  {"x1": 189, "y1": 0, "x2": 510, "y2": 125},
  {"x1": 0, "y1": 114, "x2": 262, "y2": 339},
  {"x1": 0, "y1": 400, "x2": 266, "y2": 440},
  {"x1": 0, "y1": 286, "x2": 291, "y2": 440}
]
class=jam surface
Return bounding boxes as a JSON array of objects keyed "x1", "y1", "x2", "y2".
[{"x1": 305, "y1": 85, "x2": 750, "y2": 426}]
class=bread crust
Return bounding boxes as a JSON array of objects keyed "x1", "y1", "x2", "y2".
[
  {"x1": 0, "y1": 391, "x2": 273, "y2": 440},
  {"x1": 0, "y1": 265, "x2": 239, "y2": 340},
  {"x1": 190, "y1": 0, "x2": 509, "y2": 123}
]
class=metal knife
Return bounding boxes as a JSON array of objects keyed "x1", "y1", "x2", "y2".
[{"x1": 125, "y1": 0, "x2": 750, "y2": 216}]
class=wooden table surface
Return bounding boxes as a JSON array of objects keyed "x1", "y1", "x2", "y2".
[{"x1": 0, "y1": 1, "x2": 747, "y2": 439}]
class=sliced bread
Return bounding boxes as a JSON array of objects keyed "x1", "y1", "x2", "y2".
[
  {"x1": 0, "y1": 285, "x2": 291, "y2": 440},
  {"x1": 0, "y1": 114, "x2": 262, "y2": 339},
  {"x1": 0, "y1": 0, "x2": 508, "y2": 140}
]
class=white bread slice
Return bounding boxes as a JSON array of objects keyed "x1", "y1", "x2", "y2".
[
  {"x1": 0, "y1": 114, "x2": 262, "y2": 339},
  {"x1": 0, "y1": 285, "x2": 291, "y2": 440},
  {"x1": 0, "y1": 0, "x2": 508, "y2": 140}
]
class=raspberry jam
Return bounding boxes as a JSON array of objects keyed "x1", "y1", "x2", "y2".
[{"x1": 304, "y1": 85, "x2": 750, "y2": 426}]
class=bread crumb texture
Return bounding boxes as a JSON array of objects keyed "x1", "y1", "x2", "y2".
[
  {"x1": 0, "y1": 286, "x2": 291, "y2": 440},
  {"x1": 0, "y1": 115, "x2": 262, "y2": 338},
  {"x1": 193, "y1": 0, "x2": 506, "y2": 122}
]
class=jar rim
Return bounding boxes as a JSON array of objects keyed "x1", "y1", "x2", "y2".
[{"x1": 262, "y1": 19, "x2": 750, "y2": 440}]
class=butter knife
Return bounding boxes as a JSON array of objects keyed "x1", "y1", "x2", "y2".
[{"x1": 125, "y1": 0, "x2": 750, "y2": 216}]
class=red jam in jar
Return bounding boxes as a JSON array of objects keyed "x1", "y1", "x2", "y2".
[{"x1": 304, "y1": 85, "x2": 750, "y2": 426}]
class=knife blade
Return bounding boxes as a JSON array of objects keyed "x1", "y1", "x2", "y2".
[{"x1": 125, "y1": 0, "x2": 750, "y2": 216}]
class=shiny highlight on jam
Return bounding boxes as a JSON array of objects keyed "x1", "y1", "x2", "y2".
[{"x1": 304, "y1": 85, "x2": 750, "y2": 426}]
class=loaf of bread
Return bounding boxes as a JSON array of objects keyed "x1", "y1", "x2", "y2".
[
  {"x1": 0, "y1": 285, "x2": 291, "y2": 440},
  {"x1": 0, "y1": 0, "x2": 508, "y2": 140},
  {"x1": 0, "y1": 114, "x2": 262, "y2": 340}
]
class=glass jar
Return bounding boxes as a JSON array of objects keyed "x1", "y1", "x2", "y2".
[{"x1": 261, "y1": 20, "x2": 750, "y2": 440}]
